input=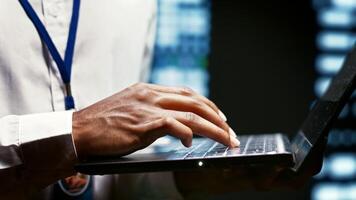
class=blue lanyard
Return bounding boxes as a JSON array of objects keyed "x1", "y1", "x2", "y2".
[{"x1": 19, "y1": 0, "x2": 81, "y2": 110}]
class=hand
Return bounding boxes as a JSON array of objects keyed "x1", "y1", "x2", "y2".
[{"x1": 72, "y1": 83, "x2": 239, "y2": 159}]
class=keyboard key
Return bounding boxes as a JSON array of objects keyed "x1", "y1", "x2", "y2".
[
  {"x1": 205, "y1": 150, "x2": 226, "y2": 158},
  {"x1": 226, "y1": 148, "x2": 242, "y2": 156},
  {"x1": 185, "y1": 151, "x2": 206, "y2": 159},
  {"x1": 173, "y1": 134, "x2": 280, "y2": 160},
  {"x1": 184, "y1": 139, "x2": 215, "y2": 159},
  {"x1": 168, "y1": 151, "x2": 190, "y2": 160}
]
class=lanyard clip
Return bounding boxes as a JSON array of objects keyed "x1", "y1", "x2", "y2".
[
  {"x1": 64, "y1": 83, "x2": 75, "y2": 110},
  {"x1": 65, "y1": 83, "x2": 73, "y2": 97}
]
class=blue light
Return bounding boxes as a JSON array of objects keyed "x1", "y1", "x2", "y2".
[
  {"x1": 318, "y1": 9, "x2": 353, "y2": 27},
  {"x1": 312, "y1": 183, "x2": 342, "y2": 200},
  {"x1": 313, "y1": 0, "x2": 356, "y2": 198},
  {"x1": 180, "y1": 9, "x2": 210, "y2": 36},
  {"x1": 338, "y1": 104, "x2": 349, "y2": 119},
  {"x1": 312, "y1": 183, "x2": 356, "y2": 200},
  {"x1": 332, "y1": 0, "x2": 356, "y2": 10},
  {"x1": 185, "y1": 66, "x2": 209, "y2": 95},
  {"x1": 329, "y1": 154, "x2": 356, "y2": 179},
  {"x1": 180, "y1": 0, "x2": 205, "y2": 4},
  {"x1": 314, "y1": 77, "x2": 331, "y2": 97},
  {"x1": 151, "y1": 65, "x2": 185, "y2": 87},
  {"x1": 327, "y1": 129, "x2": 356, "y2": 147},
  {"x1": 350, "y1": 185, "x2": 356, "y2": 199},
  {"x1": 317, "y1": 31, "x2": 355, "y2": 51},
  {"x1": 315, "y1": 55, "x2": 344, "y2": 74},
  {"x1": 151, "y1": 65, "x2": 209, "y2": 95},
  {"x1": 311, "y1": 183, "x2": 356, "y2": 200},
  {"x1": 153, "y1": 0, "x2": 210, "y2": 96}
]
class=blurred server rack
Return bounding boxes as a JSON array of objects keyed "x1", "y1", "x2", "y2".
[
  {"x1": 312, "y1": 0, "x2": 356, "y2": 199},
  {"x1": 151, "y1": 0, "x2": 211, "y2": 97}
]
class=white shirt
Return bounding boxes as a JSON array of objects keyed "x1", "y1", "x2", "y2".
[{"x1": 0, "y1": 0, "x2": 182, "y2": 199}]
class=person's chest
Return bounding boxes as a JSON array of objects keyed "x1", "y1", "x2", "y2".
[{"x1": 0, "y1": 0, "x2": 150, "y2": 115}]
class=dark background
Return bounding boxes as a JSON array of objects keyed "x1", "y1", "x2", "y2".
[
  {"x1": 210, "y1": 0, "x2": 317, "y2": 136},
  {"x1": 209, "y1": 0, "x2": 317, "y2": 199}
]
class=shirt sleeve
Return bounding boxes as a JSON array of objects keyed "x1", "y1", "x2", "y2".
[{"x1": 0, "y1": 111, "x2": 78, "y2": 196}]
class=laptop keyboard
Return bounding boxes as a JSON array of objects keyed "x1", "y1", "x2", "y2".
[{"x1": 169, "y1": 134, "x2": 279, "y2": 160}]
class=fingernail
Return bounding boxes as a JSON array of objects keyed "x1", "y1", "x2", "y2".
[
  {"x1": 231, "y1": 137, "x2": 240, "y2": 147},
  {"x1": 188, "y1": 139, "x2": 192, "y2": 147},
  {"x1": 185, "y1": 138, "x2": 192, "y2": 147},
  {"x1": 218, "y1": 110, "x2": 227, "y2": 121},
  {"x1": 229, "y1": 127, "x2": 237, "y2": 138}
]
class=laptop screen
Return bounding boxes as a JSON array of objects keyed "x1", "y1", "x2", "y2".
[{"x1": 292, "y1": 44, "x2": 356, "y2": 171}]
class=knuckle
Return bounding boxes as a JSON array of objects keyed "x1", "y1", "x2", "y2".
[
  {"x1": 136, "y1": 87, "x2": 155, "y2": 101},
  {"x1": 132, "y1": 82, "x2": 141, "y2": 89},
  {"x1": 134, "y1": 82, "x2": 145, "y2": 88},
  {"x1": 135, "y1": 92, "x2": 145, "y2": 101},
  {"x1": 144, "y1": 88, "x2": 157, "y2": 98},
  {"x1": 130, "y1": 83, "x2": 144, "y2": 94},
  {"x1": 185, "y1": 112, "x2": 198, "y2": 122},
  {"x1": 162, "y1": 116, "x2": 173, "y2": 126},
  {"x1": 191, "y1": 99, "x2": 203, "y2": 108},
  {"x1": 180, "y1": 87, "x2": 194, "y2": 95},
  {"x1": 154, "y1": 95, "x2": 166, "y2": 106}
]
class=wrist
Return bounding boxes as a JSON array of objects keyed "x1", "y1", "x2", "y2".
[{"x1": 72, "y1": 110, "x2": 89, "y2": 161}]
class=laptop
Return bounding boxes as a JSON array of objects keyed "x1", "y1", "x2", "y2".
[{"x1": 75, "y1": 45, "x2": 356, "y2": 175}]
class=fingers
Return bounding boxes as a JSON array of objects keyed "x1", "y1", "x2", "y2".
[
  {"x1": 168, "y1": 110, "x2": 237, "y2": 147},
  {"x1": 229, "y1": 127, "x2": 240, "y2": 146},
  {"x1": 145, "y1": 83, "x2": 221, "y2": 114},
  {"x1": 156, "y1": 93, "x2": 230, "y2": 133},
  {"x1": 148, "y1": 117, "x2": 193, "y2": 147},
  {"x1": 163, "y1": 117, "x2": 194, "y2": 147},
  {"x1": 134, "y1": 83, "x2": 239, "y2": 147}
]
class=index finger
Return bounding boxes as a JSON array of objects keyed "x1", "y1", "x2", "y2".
[
  {"x1": 146, "y1": 84, "x2": 221, "y2": 114},
  {"x1": 168, "y1": 110, "x2": 239, "y2": 147}
]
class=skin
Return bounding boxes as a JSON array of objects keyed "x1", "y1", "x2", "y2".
[
  {"x1": 174, "y1": 130, "x2": 326, "y2": 197},
  {"x1": 3, "y1": 83, "x2": 315, "y2": 199},
  {"x1": 72, "y1": 82, "x2": 239, "y2": 160},
  {"x1": 72, "y1": 83, "x2": 318, "y2": 196},
  {"x1": 4, "y1": 82, "x2": 241, "y2": 199}
]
